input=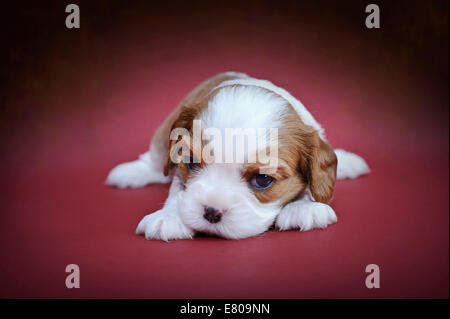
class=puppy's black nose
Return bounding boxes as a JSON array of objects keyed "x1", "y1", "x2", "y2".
[{"x1": 203, "y1": 206, "x2": 222, "y2": 223}]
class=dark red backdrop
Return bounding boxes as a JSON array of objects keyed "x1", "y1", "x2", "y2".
[{"x1": 0, "y1": 0, "x2": 448, "y2": 298}]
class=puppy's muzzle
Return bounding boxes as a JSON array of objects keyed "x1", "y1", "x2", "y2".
[{"x1": 203, "y1": 206, "x2": 222, "y2": 223}]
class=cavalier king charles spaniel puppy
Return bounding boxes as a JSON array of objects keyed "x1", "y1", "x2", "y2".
[{"x1": 106, "y1": 72, "x2": 370, "y2": 241}]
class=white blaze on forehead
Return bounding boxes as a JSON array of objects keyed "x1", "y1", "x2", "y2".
[
  {"x1": 213, "y1": 77, "x2": 325, "y2": 140},
  {"x1": 198, "y1": 85, "x2": 286, "y2": 164},
  {"x1": 200, "y1": 85, "x2": 288, "y2": 131}
]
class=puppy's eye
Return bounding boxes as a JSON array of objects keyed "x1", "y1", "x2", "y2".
[
  {"x1": 186, "y1": 157, "x2": 201, "y2": 171},
  {"x1": 250, "y1": 174, "x2": 275, "y2": 190}
]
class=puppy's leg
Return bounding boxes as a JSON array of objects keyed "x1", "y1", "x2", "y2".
[
  {"x1": 335, "y1": 149, "x2": 370, "y2": 180},
  {"x1": 105, "y1": 148, "x2": 170, "y2": 189},
  {"x1": 275, "y1": 190, "x2": 337, "y2": 231},
  {"x1": 136, "y1": 175, "x2": 194, "y2": 241}
]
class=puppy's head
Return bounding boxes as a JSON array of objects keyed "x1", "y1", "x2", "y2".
[{"x1": 165, "y1": 85, "x2": 337, "y2": 239}]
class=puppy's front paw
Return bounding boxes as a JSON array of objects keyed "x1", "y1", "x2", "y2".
[
  {"x1": 276, "y1": 200, "x2": 337, "y2": 232},
  {"x1": 136, "y1": 209, "x2": 194, "y2": 241}
]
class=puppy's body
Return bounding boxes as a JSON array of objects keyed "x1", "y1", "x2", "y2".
[{"x1": 106, "y1": 72, "x2": 370, "y2": 241}]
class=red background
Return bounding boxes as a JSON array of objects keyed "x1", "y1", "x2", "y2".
[{"x1": 0, "y1": 0, "x2": 448, "y2": 298}]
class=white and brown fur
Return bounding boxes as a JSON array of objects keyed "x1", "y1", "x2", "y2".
[{"x1": 106, "y1": 72, "x2": 370, "y2": 241}]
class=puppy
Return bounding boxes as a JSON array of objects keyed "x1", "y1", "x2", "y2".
[{"x1": 106, "y1": 72, "x2": 370, "y2": 241}]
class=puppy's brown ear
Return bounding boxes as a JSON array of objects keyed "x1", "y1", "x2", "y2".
[
  {"x1": 307, "y1": 134, "x2": 337, "y2": 204},
  {"x1": 163, "y1": 139, "x2": 176, "y2": 176},
  {"x1": 163, "y1": 104, "x2": 199, "y2": 176}
]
